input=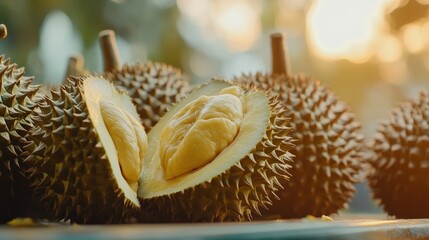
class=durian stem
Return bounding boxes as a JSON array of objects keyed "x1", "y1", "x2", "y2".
[
  {"x1": 99, "y1": 30, "x2": 122, "y2": 72},
  {"x1": 270, "y1": 33, "x2": 291, "y2": 77},
  {"x1": 0, "y1": 24, "x2": 7, "y2": 41},
  {"x1": 65, "y1": 54, "x2": 85, "y2": 79}
]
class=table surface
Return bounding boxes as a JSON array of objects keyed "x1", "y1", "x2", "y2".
[{"x1": 1, "y1": 216, "x2": 429, "y2": 240}]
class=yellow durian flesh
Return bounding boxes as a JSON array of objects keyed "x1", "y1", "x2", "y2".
[
  {"x1": 139, "y1": 80, "x2": 269, "y2": 198},
  {"x1": 160, "y1": 86, "x2": 244, "y2": 180},
  {"x1": 83, "y1": 78, "x2": 147, "y2": 206}
]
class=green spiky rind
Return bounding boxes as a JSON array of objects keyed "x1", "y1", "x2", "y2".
[
  {"x1": 24, "y1": 77, "x2": 139, "y2": 224},
  {"x1": 106, "y1": 61, "x2": 190, "y2": 131},
  {"x1": 234, "y1": 72, "x2": 364, "y2": 218},
  {"x1": 0, "y1": 55, "x2": 40, "y2": 223},
  {"x1": 368, "y1": 90, "x2": 429, "y2": 218},
  {"x1": 141, "y1": 92, "x2": 294, "y2": 222}
]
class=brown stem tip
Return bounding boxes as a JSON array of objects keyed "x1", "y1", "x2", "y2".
[
  {"x1": 270, "y1": 33, "x2": 291, "y2": 77},
  {"x1": 65, "y1": 54, "x2": 86, "y2": 78},
  {"x1": 0, "y1": 24, "x2": 7, "y2": 41},
  {"x1": 99, "y1": 30, "x2": 122, "y2": 72}
]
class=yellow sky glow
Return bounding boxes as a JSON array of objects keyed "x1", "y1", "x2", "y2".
[{"x1": 306, "y1": 0, "x2": 390, "y2": 63}]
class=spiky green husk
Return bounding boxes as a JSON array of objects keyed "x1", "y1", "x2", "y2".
[
  {"x1": 234, "y1": 73, "x2": 364, "y2": 218},
  {"x1": 24, "y1": 77, "x2": 138, "y2": 224},
  {"x1": 368, "y1": 90, "x2": 429, "y2": 218},
  {"x1": 0, "y1": 55, "x2": 40, "y2": 223},
  {"x1": 106, "y1": 62, "x2": 190, "y2": 130},
  {"x1": 141, "y1": 93, "x2": 294, "y2": 222}
]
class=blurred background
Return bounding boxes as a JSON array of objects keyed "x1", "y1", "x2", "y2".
[{"x1": 1, "y1": 0, "x2": 428, "y2": 216}]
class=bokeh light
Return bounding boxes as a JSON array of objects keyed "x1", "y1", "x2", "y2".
[
  {"x1": 177, "y1": 0, "x2": 261, "y2": 53},
  {"x1": 401, "y1": 23, "x2": 426, "y2": 54},
  {"x1": 306, "y1": 0, "x2": 391, "y2": 63}
]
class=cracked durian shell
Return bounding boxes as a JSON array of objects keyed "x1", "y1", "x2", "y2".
[
  {"x1": 24, "y1": 76, "x2": 142, "y2": 224},
  {"x1": 0, "y1": 55, "x2": 40, "y2": 223},
  {"x1": 106, "y1": 62, "x2": 190, "y2": 131},
  {"x1": 368, "y1": 90, "x2": 429, "y2": 218},
  {"x1": 234, "y1": 73, "x2": 364, "y2": 218},
  {"x1": 138, "y1": 79, "x2": 294, "y2": 222}
]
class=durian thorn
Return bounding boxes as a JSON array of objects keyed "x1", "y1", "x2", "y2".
[
  {"x1": 270, "y1": 33, "x2": 291, "y2": 78},
  {"x1": 64, "y1": 54, "x2": 86, "y2": 80},
  {"x1": 99, "y1": 29, "x2": 122, "y2": 72},
  {"x1": 0, "y1": 24, "x2": 7, "y2": 41}
]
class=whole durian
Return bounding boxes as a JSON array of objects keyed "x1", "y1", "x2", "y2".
[
  {"x1": 138, "y1": 79, "x2": 294, "y2": 222},
  {"x1": 368, "y1": 90, "x2": 429, "y2": 218},
  {"x1": 234, "y1": 33, "x2": 364, "y2": 218},
  {"x1": 24, "y1": 76, "x2": 148, "y2": 224},
  {"x1": 99, "y1": 30, "x2": 190, "y2": 130},
  {"x1": 0, "y1": 24, "x2": 41, "y2": 223}
]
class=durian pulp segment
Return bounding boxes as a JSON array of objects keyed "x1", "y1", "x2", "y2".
[
  {"x1": 99, "y1": 100, "x2": 147, "y2": 191},
  {"x1": 160, "y1": 86, "x2": 244, "y2": 180},
  {"x1": 139, "y1": 80, "x2": 270, "y2": 198},
  {"x1": 83, "y1": 77, "x2": 143, "y2": 206}
]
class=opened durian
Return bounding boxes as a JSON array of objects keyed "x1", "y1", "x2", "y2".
[
  {"x1": 0, "y1": 24, "x2": 41, "y2": 223},
  {"x1": 98, "y1": 30, "x2": 190, "y2": 130},
  {"x1": 138, "y1": 79, "x2": 294, "y2": 222},
  {"x1": 24, "y1": 76, "x2": 148, "y2": 224},
  {"x1": 368, "y1": 90, "x2": 429, "y2": 218},
  {"x1": 234, "y1": 33, "x2": 364, "y2": 218}
]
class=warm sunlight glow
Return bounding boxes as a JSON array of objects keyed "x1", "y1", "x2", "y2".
[
  {"x1": 212, "y1": 1, "x2": 261, "y2": 51},
  {"x1": 306, "y1": 0, "x2": 389, "y2": 63},
  {"x1": 375, "y1": 34, "x2": 402, "y2": 62},
  {"x1": 379, "y1": 60, "x2": 408, "y2": 85},
  {"x1": 402, "y1": 23, "x2": 426, "y2": 54},
  {"x1": 177, "y1": 0, "x2": 261, "y2": 52}
]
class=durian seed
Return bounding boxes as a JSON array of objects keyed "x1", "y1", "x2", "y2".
[
  {"x1": 160, "y1": 87, "x2": 243, "y2": 180},
  {"x1": 99, "y1": 99, "x2": 147, "y2": 191},
  {"x1": 99, "y1": 30, "x2": 122, "y2": 72},
  {"x1": 271, "y1": 33, "x2": 290, "y2": 77},
  {"x1": 0, "y1": 24, "x2": 6, "y2": 40}
]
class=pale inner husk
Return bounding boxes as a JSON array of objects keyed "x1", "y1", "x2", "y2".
[
  {"x1": 83, "y1": 77, "x2": 143, "y2": 207},
  {"x1": 139, "y1": 80, "x2": 269, "y2": 198}
]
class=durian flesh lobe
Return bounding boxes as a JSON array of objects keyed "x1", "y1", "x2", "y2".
[
  {"x1": 25, "y1": 76, "x2": 147, "y2": 223},
  {"x1": 99, "y1": 99, "x2": 147, "y2": 191},
  {"x1": 139, "y1": 79, "x2": 294, "y2": 222},
  {"x1": 160, "y1": 86, "x2": 243, "y2": 180}
]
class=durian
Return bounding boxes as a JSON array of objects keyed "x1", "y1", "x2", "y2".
[
  {"x1": 24, "y1": 76, "x2": 148, "y2": 224},
  {"x1": 0, "y1": 24, "x2": 41, "y2": 223},
  {"x1": 138, "y1": 79, "x2": 294, "y2": 222},
  {"x1": 234, "y1": 33, "x2": 364, "y2": 218},
  {"x1": 368, "y1": 90, "x2": 429, "y2": 218},
  {"x1": 99, "y1": 30, "x2": 190, "y2": 130}
]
